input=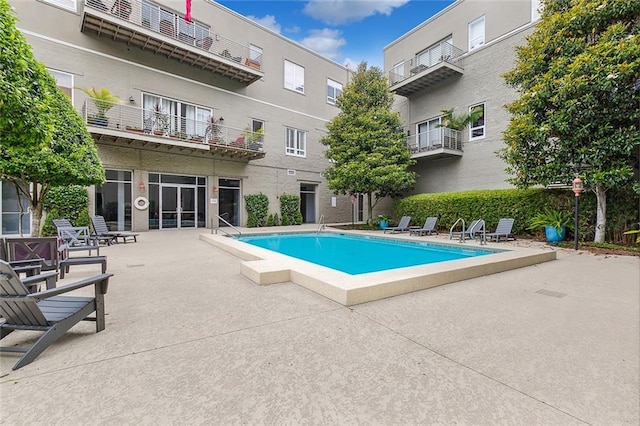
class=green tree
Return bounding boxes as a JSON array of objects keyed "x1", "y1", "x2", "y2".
[
  {"x1": 321, "y1": 62, "x2": 416, "y2": 224},
  {"x1": 500, "y1": 0, "x2": 640, "y2": 243},
  {"x1": 0, "y1": 1, "x2": 105, "y2": 235}
]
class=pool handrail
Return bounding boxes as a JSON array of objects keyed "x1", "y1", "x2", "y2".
[
  {"x1": 317, "y1": 214, "x2": 325, "y2": 234},
  {"x1": 450, "y1": 218, "x2": 466, "y2": 243},
  {"x1": 212, "y1": 214, "x2": 242, "y2": 237}
]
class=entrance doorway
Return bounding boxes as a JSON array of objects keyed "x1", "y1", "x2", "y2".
[
  {"x1": 300, "y1": 184, "x2": 316, "y2": 223},
  {"x1": 218, "y1": 178, "x2": 241, "y2": 226},
  {"x1": 148, "y1": 174, "x2": 206, "y2": 230}
]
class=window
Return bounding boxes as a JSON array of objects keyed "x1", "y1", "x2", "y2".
[
  {"x1": 391, "y1": 61, "x2": 404, "y2": 84},
  {"x1": 417, "y1": 36, "x2": 453, "y2": 68},
  {"x1": 327, "y1": 79, "x2": 343, "y2": 105},
  {"x1": 469, "y1": 16, "x2": 485, "y2": 50},
  {"x1": 251, "y1": 118, "x2": 265, "y2": 143},
  {"x1": 42, "y1": 0, "x2": 76, "y2": 12},
  {"x1": 284, "y1": 60, "x2": 305, "y2": 93},
  {"x1": 142, "y1": 94, "x2": 212, "y2": 137},
  {"x1": 416, "y1": 117, "x2": 443, "y2": 150},
  {"x1": 48, "y1": 69, "x2": 73, "y2": 101},
  {"x1": 95, "y1": 170, "x2": 132, "y2": 231},
  {"x1": 286, "y1": 127, "x2": 306, "y2": 157},
  {"x1": 469, "y1": 103, "x2": 485, "y2": 140},
  {"x1": 250, "y1": 44, "x2": 263, "y2": 62}
]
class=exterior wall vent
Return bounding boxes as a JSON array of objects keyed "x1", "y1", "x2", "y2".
[{"x1": 287, "y1": 169, "x2": 296, "y2": 176}]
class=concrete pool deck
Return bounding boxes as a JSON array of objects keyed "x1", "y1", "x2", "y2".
[
  {"x1": 1, "y1": 227, "x2": 638, "y2": 424},
  {"x1": 200, "y1": 228, "x2": 557, "y2": 306}
]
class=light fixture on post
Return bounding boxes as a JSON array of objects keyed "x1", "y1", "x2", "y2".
[
  {"x1": 572, "y1": 175, "x2": 584, "y2": 250},
  {"x1": 138, "y1": 181, "x2": 145, "y2": 193}
]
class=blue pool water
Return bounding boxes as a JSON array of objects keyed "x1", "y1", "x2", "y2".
[{"x1": 237, "y1": 233, "x2": 497, "y2": 275}]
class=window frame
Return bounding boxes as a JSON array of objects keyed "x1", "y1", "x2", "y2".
[
  {"x1": 41, "y1": 0, "x2": 76, "y2": 12},
  {"x1": 284, "y1": 60, "x2": 305, "y2": 94},
  {"x1": 326, "y1": 79, "x2": 343, "y2": 105},
  {"x1": 285, "y1": 127, "x2": 307, "y2": 157},
  {"x1": 469, "y1": 102, "x2": 486, "y2": 141},
  {"x1": 48, "y1": 68, "x2": 74, "y2": 102},
  {"x1": 468, "y1": 16, "x2": 485, "y2": 51}
]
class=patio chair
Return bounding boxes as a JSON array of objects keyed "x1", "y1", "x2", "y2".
[
  {"x1": 0, "y1": 259, "x2": 112, "y2": 370},
  {"x1": 486, "y1": 218, "x2": 516, "y2": 242},
  {"x1": 2, "y1": 237, "x2": 59, "y2": 272},
  {"x1": 409, "y1": 217, "x2": 438, "y2": 236},
  {"x1": 91, "y1": 215, "x2": 139, "y2": 244},
  {"x1": 384, "y1": 216, "x2": 412, "y2": 234}
]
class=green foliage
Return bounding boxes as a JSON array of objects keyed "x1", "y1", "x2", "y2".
[
  {"x1": 528, "y1": 208, "x2": 574, "y2": 233},
  {"x1": 438, "y1": 106, "x2": 483, "y2": 131},
  {"x1": 500, "y1": 0, "x2": 640, "y2": 242},
  {"x1": 0, "y1": 2, "x2": 105, "y2": 235},
  {"x1": 41, "y1": 208, "x2": 59, "y2": 237},
  {"x1": 281, "y1": 213, "x2": 290, "y2": 226},
  {"x1": 394, "y1": 187, "x2": 637, "y2": 243},
  {"x1": 623, "y1": 229, "x2": 640, "y2": 244},
  {"x1": 280, "y1": 194, "x2": 301, "y2": 225},
  {"x1": 321, "y1": 62, "x2": 416, "y2": 223},
  {"x1": 0, "y1": 0, "x2": 54, "y2": 150},
  {"x1": 273, "y1": 213, "x2": 280, "y2": 226},
  {"x1": 77, "y1": 86, "x2": 120, "y2": 118},
  {"x1": 244, "y1": 193, "x2": 269, "y2": 227},
  {"x1": 246, "y1": 213, "x2": 258, "y2": 228},
  {"x1": 43, "y1": 185, "x2": 89, "y2": 222},
  {"x1": 266, "y1": 214, "x2": 274, "y2": 226}
]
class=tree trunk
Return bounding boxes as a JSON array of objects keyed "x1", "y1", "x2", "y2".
[{"x1": 594, "y1": 183, "x2": 607, "y2": 243}]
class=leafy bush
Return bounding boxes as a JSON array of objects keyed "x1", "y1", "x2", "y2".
[
  {"x1": 246, "y1": 213, "x2": 258, "y2": 228},
  {"x1": 41, "y1": 185, "x2": 90, "y2": 235},
  {"x1": 273, "y1": 213, "x2": 280, "y2": 226},
  {"x1": 266, "y1": 214, "x2": 274, "y2": 226},
  {"x1": 244, "y1": 193, "x2": 268, "y2": 227},
  {"x1": 393, "y1": 187, "x2": 638, "y2": 243},
  {"x1": 280, "y1": 194, "x2": 302, "y2": 226},
  {"x1": 528, "y1": 208, "x2": 574, "y2": 233},
  {"x1": 281, "y1": 213, "x2": 290, "y2": 226}
]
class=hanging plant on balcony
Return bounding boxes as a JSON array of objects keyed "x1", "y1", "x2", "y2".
[
  {"x1": 438, "y1": 106, "x2": 483, "y2": 131},
  {"x1": 78, "y1": 86, "x2": 121, "y2": 127}
]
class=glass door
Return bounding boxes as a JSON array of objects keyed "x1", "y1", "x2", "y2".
[
  {"x1": 161, "y1": 186, "x2": 178, "y2": 229},
  {"x1": 180, "y1": 186, "x2": 196, "y2": 228}
]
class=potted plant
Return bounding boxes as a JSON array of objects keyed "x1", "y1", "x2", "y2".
[
  {"x1": 152, "y1": 103, "x2": 170, "y2": 136},
  {"x1": 528, "y1": 208, "x2": 574, "y2": 243},
  {"x1": 243, "y1": 127, "x2": 264, "y2": 150},
  {"x1": 376, "y1": 214, "x2": 392, "y2": 230},
  {"x1": 79, "y1": 86, "x2": 120, "y2": 127}
]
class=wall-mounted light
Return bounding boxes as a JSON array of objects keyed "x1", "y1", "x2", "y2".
[
  {"x1": 212, "y1": 185, "x2": 218, "y2": 193},
  {"x1": 138, "y1": 182, "x2": 145, "y2": 192},
  {"x1": 218, "y1": 117, "x2": 224, "y2": 122},
  {"x1": 129, "y1": 96, "x2": 135, "y2": 104}
]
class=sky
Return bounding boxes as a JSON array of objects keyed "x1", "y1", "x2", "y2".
[{"x1": 216, "y1": 0, "x2": 456, "y2": 69}]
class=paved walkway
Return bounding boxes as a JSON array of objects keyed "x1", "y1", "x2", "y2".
[{"x1": 1, "y1": 228, "x2": 638, "y2": 425}]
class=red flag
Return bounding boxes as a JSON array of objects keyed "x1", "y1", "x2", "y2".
[{"x1": 185, "y1": 0, "x2": 192, "y2": 22}]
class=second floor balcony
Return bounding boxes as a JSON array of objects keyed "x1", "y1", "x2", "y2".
[
  {"x1": 389, "y1": 41, "x2": 464, "y2": 97},
  {"x1": 407, "y1": 127, "x2": 463, "y2": 160},
  {"x1": 81, "y1": 0, "x2": 262, "y2": 84},
  {"x1": 82, "y1": 100, "x2": 266, "y2": 161}
]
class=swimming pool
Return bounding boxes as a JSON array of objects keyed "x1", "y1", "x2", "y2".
[
  {"x1": 238, "y1": 233, "x2": 495, "y2": 275},
  {"x1": 200, "y1": 230, "x2": 557, "y2": 306}
]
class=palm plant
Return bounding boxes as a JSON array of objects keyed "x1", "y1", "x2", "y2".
[
  {"x1": 438, "y1": 106, "x2": 483, "y2": 130},
  {"x1": 78, "y1": 87, "x2": 120, "y2": 119}
]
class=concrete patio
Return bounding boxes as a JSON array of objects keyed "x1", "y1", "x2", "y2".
[{"x1": 1, "y1": 227, "x2": 638, "y2": 425}]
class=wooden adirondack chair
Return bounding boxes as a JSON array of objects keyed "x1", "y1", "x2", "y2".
[
  {"x1": 91, "y1": 215, "x2": 139, "y2": 244},
  {"x1": 0, "y1": 260, "x2": 112, "y2": 370}
]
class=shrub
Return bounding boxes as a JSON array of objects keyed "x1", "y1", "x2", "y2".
[
  {"x1": 244, "y1": 193, "x2": 268, "y2": 227},
  {"x1": 266, "y1": 214, "x2": 274, "y2": 226},
  {"x1": 246, "y1": 213, "x2": 258, "y2": 228},
  {"x1": 280, "y1": 194, "x2": 301, "y2": 225},
  {"x1": 41, "y1": 185, "x2": 90, "y2": 235},
  {"x1": 273, "y1": 213, "x2": 280, "y2": 226},
  {"x1": 281, "y1": 213, "x2": 290, "y2": 226}
]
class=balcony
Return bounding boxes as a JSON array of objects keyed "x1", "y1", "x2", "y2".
[
  {"x1": 81, "y1": 0, "x2": 262, "y2": 84},
  {"x1": 389, "y1": 41, "x2": 464, "y2": 97},
  {"x1": 407, "y1": 127, "x2": 463, "y2": 160},
  {"x1": 82, "y1": 100, "x2": 266, "y2": 161}
]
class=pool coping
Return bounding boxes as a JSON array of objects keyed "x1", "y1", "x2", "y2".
[{"x1": 200, "y1": 229, "x2": 557, "y2": 306}]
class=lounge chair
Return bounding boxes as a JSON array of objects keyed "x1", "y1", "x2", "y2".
[
  {"x1": 486, "y1": 218, "x2": 516, "y2": 242},
  {"x1": 0, "y1": 260, "x2": 112, "y2": 370},
  {"x1": 384, "y1": 216, "x2": 411, "y2": 234},
  {"x1": 91, "y1": 215, "x2": 139, "y2": 244},
  {"x1": 409, "y1": 217, "x2": 438, "y2": 236}
]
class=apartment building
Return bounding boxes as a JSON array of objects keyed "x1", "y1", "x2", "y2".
[
  {"x1": 384, "y1": 0, "x2": 542, "y2": 194},
  {"x1": 1, "y1": 0, "x2": 352, "y2": 234}
]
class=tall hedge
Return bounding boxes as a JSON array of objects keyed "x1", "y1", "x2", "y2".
[
  {"x1": 244, "y1": 193, "x2": 268, "y2": 227},
  {"x1": 393, "y1": 188, "x2": 638, "y2": 243},
  {"x1": 280, "y1": 194, "x2": 303, "y2": 225},
  {"x1": 41, "y1": 185, "x2": 90, "y2": 235}
]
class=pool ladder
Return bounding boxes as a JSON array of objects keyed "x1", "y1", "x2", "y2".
[
  {"x1": 449, "y1": 218, "x2": 487, "y2": 245},
  {"x1": 212, "y1": 214, "x2": 242, "y2": 237},
  {"x1": 316, "y1": 214, "x2": 326, "y2": 234}
]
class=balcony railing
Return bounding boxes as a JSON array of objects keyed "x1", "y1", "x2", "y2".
[
  {"x1": 389, "y1": 41, "x2": 464, "y2": 97},
  {"x1": 82, "y1": 100, "x2": 265, "y2": 153},
  {"x1": 82, "y1": 0, "x2": 263, "y2": 83},
  {"x1": 407, "y1": 127, "x2": 462, "y2": 156}
]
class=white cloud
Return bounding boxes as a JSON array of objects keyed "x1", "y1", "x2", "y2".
[
  {"x1": 285, "y1": 26, "x2": 301, "y2": 34},
  {"x1": 300, "y1": 28, "x2": 346, "y2": 60},
  {"x1": 246, "y1": 14, "x2": 282, "y2": 34},
  {"x1": 303, "y1": 0, "x2": 409, "y2": 25}
]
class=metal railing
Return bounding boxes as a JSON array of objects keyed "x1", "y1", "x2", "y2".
[
  {"x1": 84, "y1": 0, "x2": 262, "y2": 70},
  {"x1": 406, "y1": 127, "x2": 462, "y2": 153},
  {"x1": 81, "y1": 100, "x2": 264, "y2": 151},
  {"x1": 450, "y1": 218, "x2": 466, "y2": 243},
  {"x1": 389, "y1": 41, "x2": 464, "y2": 86},
  {"x1": 212, "y1": 214, "x2": 242, "y2": 237},
  {"x1": 316, "y1": 214, "x2": 325, "y2": 234}
]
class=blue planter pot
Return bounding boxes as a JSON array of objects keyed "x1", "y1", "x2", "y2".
[
  {"x1": 379, "y1": 220, "x2": 389, "y2": 230},
  {"x1": 545, "y1": 226, "x2": 566, "y2": 243}
]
